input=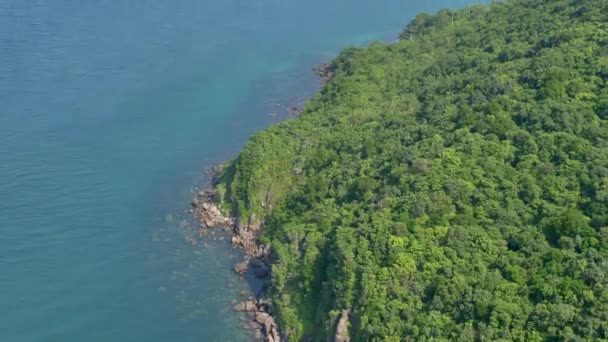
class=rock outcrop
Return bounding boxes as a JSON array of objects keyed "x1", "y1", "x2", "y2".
[
  {"x1": 232, "y1": 297, "x2": 280, "y2": 342},
  {"x1": 232, "y1": 214, "x2": 270, "y2": 257},
  {"x1": 192, "y1": 189, "x2": 233, "y2": 237},
  {"x1": 233, "y1": 299, "x2": 257, "y2": 312},
  {"x1": 334, "y1": 310, "x2": 350, "y2": 342},
  {"x1": 313, "y1": 62, "x2": 337, "y2": 82}
]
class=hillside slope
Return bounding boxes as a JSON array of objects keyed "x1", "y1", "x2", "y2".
[{"x1": 218, "y1": 0, "x2": 608, "y2": 340}]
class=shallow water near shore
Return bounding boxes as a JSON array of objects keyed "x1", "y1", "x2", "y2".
[{"x1": 0, "y1": 1, "x2": 479, "y2": 341}]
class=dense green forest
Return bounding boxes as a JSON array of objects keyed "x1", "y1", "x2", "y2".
[{"x1": 217, "y1": 0, "x2": 608, "y2": 340}]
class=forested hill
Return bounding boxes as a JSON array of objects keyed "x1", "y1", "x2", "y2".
[{"x1": 217, "y1": 0, "x2": 608, "y2": 340}]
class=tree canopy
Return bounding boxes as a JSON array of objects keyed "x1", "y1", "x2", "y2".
[{"x1": 218, "y1": 0, "x2": 608, "y2": 340}]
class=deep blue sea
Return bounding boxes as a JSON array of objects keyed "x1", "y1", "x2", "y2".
[{"x1": 0, "y1": 1, "x2": 475, "y2": 341}]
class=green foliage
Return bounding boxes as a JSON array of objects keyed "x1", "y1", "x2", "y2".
[{"x1": 218, "y1": 0, "x2": 608, "y2": 340}]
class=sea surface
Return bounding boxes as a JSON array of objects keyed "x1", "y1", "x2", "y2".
[{"x1": 0, "y1": 1, "x2": 478, "y2": 341}]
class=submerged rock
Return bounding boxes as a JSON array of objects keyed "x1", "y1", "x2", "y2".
[
  {"x1": 234, "y1": 260, "x2": 249, "y2": 274},
  {"x1": 253, "y1": 265, "x2": 270, "y2": 279}
]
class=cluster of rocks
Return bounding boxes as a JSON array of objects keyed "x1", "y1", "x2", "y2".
[
  {"x1": 313, "y1": 62, "x2": 337, "y2": 82},
  {"x1": 189, "y1": 58, "x2": 352, "y2": 342},
  {"x1": 234, "y1": 298, "x2": 280, "y2": 342},
  {"x1": 233, "y1": 256, "x2": 270, "y2": 279},
  {"x1": 191, "y1": 189, "x2": 234, "y2": 237},
  {"x1": 192, "y1": 180, "x2": 268, "y2": 256},
  {"x1": 191, "y1": 167, "x2": 279, "y2": 341}
]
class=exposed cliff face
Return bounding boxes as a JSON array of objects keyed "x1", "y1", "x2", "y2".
[{"x1": 232, "y1": 214, "x2": 267, "y2": 257}]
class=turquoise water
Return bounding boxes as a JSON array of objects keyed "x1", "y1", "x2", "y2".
[{"x1": 0, "y1": 1, "x2": 472, "y2": 341}]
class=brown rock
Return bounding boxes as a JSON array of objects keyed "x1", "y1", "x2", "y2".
[
  {"x1": 244, "y1": 300, "x2": 257, "y2": 312},
  {"x1": 255, "y1": 312, "x2": 271, "y2": 325},
  {"x1": 231, "y1": 300, "x2": 256, "y2": 312},
  {"x1": 264, "y1": 318, "x2": 276, "y2": 336},
  {"x1": 231, "y1": 235, "x2": 240, "y2": 245},
  {"x1": 268, "y1": 327, "x2": 280, "y2": 342}
]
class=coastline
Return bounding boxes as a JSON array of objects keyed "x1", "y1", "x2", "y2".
[
  {"x1": 191, "y1": 62, "x2": 336, "y2": 342},
  {"x1": 186, "y1": 2, "x2": 608, "y2": 340},
  {"x1": 192, "y1": 164, "x2": 279, "y2": 341}
]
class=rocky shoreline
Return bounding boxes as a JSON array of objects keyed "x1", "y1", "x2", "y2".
[
  {"x1": 190, "y1": 63, "x2": 337, "y2": 342},
  {"x1": 191, "y1": 165, "x2": 279, "y2": 342},
  {"x1": 312, "y1": 62, "x2": 337, "y2": 82}
]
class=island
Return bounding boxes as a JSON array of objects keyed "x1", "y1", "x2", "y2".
[{"x1": 196, "y1": 0, "x2": 608, "y2": 340}]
